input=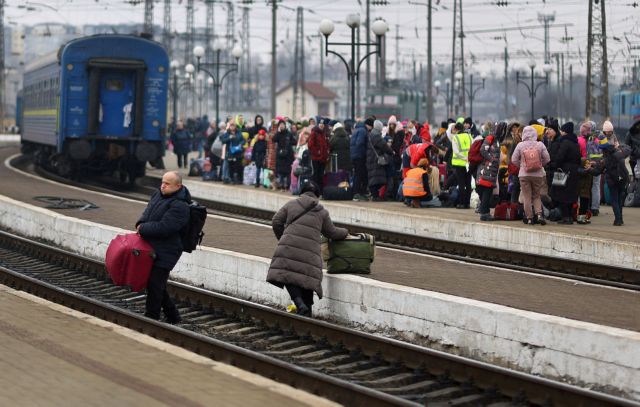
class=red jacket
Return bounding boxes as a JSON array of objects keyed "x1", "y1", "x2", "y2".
[{"x1": 308, "y1": 127, "x2": 329, "y2": 162}]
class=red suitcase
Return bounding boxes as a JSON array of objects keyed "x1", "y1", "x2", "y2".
[
  {"x1": 105, "y1": 233, "x2": 156, "y2": 292},
  {"x1": 494, "y1": 201, "x2": 521, "y2": 221}
]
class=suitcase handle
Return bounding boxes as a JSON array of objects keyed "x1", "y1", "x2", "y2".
[{"x1": 131, "y1": 249, "x2": 157, "y2": 259}]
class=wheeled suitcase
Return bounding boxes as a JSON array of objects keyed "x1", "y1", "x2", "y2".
[
  {"x1": 326, "y1": 233, "x2": 375, "y2": 274},
  {"x1": 494, "y1": 201, "x2": 521, "y2": 220},
  {"x1": 105, "y1": 233, "x2": 156, "y2": 292},
  {"x1": 322, "y1": 184, "x2": 354, "y2": 200},
  {"x1": 324, "y1": 153, "x2": 350, "y2": 187}
]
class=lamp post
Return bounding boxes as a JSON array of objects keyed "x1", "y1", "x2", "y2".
[
  {"x1": 516, "y1": 62, "x2": 552, "y2": 120},
  {"x1": 193, "y1": 45, "x2": 242, "y2": 124},
  {"x1": 169, "y1": 60, "x2": 195, "y2": 126},
  {"x1": 434, "y1": 79, "x2": 453, "y2": 118},
  {"x1": 461, "y1": 72, "x2": 486, "y2": 120},
  {"x1": 454, "y1": 71, "x2": 463, "y2": 116},
  {"x1": 319, "y1": 15, "x2": 388, "y2": 120}
]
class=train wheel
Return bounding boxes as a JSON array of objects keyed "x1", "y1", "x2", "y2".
[{"x1": 51, "y1": 154, "x2": 74, "y2": 178}]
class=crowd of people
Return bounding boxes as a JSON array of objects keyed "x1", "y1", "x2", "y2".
[{"x1": 168, "y1": 113, "x2": 640, "y2": 227}]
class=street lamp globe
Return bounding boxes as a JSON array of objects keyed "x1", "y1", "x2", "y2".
[
  {"x1": 445, "y1": 78, "x2": 451, "y2": 85},
  {"x1": 371, "y1": 19, "x2": 388, "y2": 36},
  {"x1": 480, "y1": 71, "x2": 488, "y2": 80},
  {"x1": 346, "y1": 13, "x2": 360, "y2": 28},
  {"x1": 207, "y1": 77, "x2": 214, "y2": 86},
  {"x1": 434, "y1": 80, "x2": 441, "y2": 88},
  {"x1": 319, "y1": 19, "x2": 335, "y2": 36},
  {"x1": 193, "y1": 45, "x2": 205, "y2": 58},
  {"x1": 232, "y1": 45, "x2": 243, "y2": 59},
  {"x1": 454, "y1": 71, "x2": 463, "y2": 81},
  {"x1": 185, "y1": 63, "x2": 195, "y2": 74},
  {"x1": 529, "y1": 60, "x2": 537, "y2": 70},
  {"x1": 542, "y1": 63, "x2": 553, "y2": 74},
  {"x1": 170, "y1": 60, "x2": 180, "y2": 70}
]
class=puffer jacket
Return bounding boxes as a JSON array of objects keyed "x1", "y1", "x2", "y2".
[
  {"x1": 220, "y1": 130, "x2": 244, "y2": 158},
  {"x1": 476, "y1": 135, "x2": 501, "y2": 187},
  {"x1": 511, "y1": 127, "x2": 551, "y2": 178},
  {"x1": 625, "y1": 120, "x2": 640, "y2": 160},
  {"x1": 266, "y1": 192, "x2": 348, "y2": 298},
  {"x1": 350, "y1": 123, "x2": 368, "y2": 160},
  {"x1": 549, "y1": 133, "x2": 582, "y2": 204},
  {"x1": 596, "y1": 145, "x2": 630, "y2": 187},
  {"x1": 136, "y1": 187, "x2": 191, "y2": 270},
  {"x1": 308, "y1": 126, "x2": 329, "y2": 162},
  {"x1": 366, "y1": 128, "x2": 394, "y2": 187},
  {"x1": 329, "y1": 126, "x2": 351, "y2": 170}
]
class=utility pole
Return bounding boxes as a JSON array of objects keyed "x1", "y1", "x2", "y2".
[
  {"x1": 292, "y1": 6, "x2": 305, "y2": 118},
  {"x1": 427, "y1": 0, "x2": 433, "y2": 124},
  {"x1": 0, "y1": 0, "x2": 5, "y2": 130},
  {"x1": 163, "y1": 0, "x2": 172, "y2": 58},
  {"x1": 569, "y1": 64, "x2": 574, "y2": 121},
  {"x1": 357, "y1": 25, "x2": 361, "y2": 117},
  {"x1": 537, "y1": 12, "x2": 555, "y2": 64},
  {"x1": 585, "y1": 0, "x2": 609, "y2": 119},
  {"x1": 450, "y1": 0, "x2": 465, "y2": 116},
  {"x1": 504, "y1": 45, "x2": 509, "y2": 118},
  {"x1": 205, "y1": 0, "x2": 215, "y2": 112},
  {"x1": 319, "y1": 35, "x2": 324, "y2": 86},
  {"x1": 240, "y1": 7, "x2": 251, "y2": 106},
  {"x1": 270, "y1": 0, "x2": 278, "y2": 119},
  {"x1": 185, "y1": 0, "x2": 195, "y2": 116},
  {"x1": 225, "y1": 2, "x2": 235, "y2": 111},
  {"x1": 555, "y1": 53, "x2": 560, "y2": 119},
  {"x1": 144, "y1": 0, "x2": 153, "y2": 37},
  {"x1": 366, "y1": 0, "x2": 371, "y2": 92}
]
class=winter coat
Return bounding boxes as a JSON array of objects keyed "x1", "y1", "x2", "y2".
[
  {"x1": 170, "y1": 128, "x2": 192, "y2": 155},
  {"x1": 549, "y1": 133, "x2": 582, "y2": 204},
  {"x1": 265, "y1": 133, "x2": 277, "y2": 171},
  {"x1": 350, "y1": 123, "x2": 368, "y2": 160},
  {"x1": 366, "y1": 128, "x2": 394, "y2": 187},
  {"x1": 251, "y1": 139, "x2": 267, "y2": 165},
  {"x1": 329, "y1": 127, "x2": 351, "y2": 171},
  {"x1": 220, "y1": 130, "x2": 244, "y2": 158},
  {"x1": 511, "y1": 130, "x2": 551, "y2": 178},
  {"x1": 434, "y1": 133, "x2": 452, "y2": 165},
  {"x1": 266, "y1": 192, "x2": 348, "y2": 298},
  {"x1": 624, "y1": 120, "x2": 640, "y2": 160},
  {"x1": 136, "y1": 187, "x2": 191, "y2": 270},
  {"x1": 596, "y1": 146, "x2": 630, "y2": 187},
  {"x1": 308, "y1": 126, "x2": 330, "y2": 162},
  {"x1": 476, "y1": 136, "x2": 501, "y2": 187},
  {"x1": 273, "y1": 130, "x2": 295, "y2": 175}
]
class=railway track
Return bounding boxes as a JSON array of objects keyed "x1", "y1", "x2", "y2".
[
  {"x1": 0, "y1": 229, "x2": 634, "y2": 407},
  {"x1": 16, "y1": 153, "x2": 635, "y2": 291}
]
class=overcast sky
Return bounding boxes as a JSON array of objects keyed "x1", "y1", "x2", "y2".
[{"x1": 5, "y1": 0, "x2": 640, "y2": 84}]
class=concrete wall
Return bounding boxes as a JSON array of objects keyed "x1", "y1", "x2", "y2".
[
  {"x1": 0, "y1": 193, "x2": 638, "y2": 400},
  {"x1": 182, "y1": 180, "x2": 640, "y2": 270}
]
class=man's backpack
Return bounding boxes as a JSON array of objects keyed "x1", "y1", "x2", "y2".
[
  {"x1": 181, "y1": 201, "x2": 207, "y2": 253},
  {"x1": 522, "y1": 146, "x2": 542, "y2": 172},
  {"x1": 468, "y1": 139, "x2": 484, "y2": 165}
]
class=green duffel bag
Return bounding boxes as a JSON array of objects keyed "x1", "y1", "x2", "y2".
[{"x1": 326, "y1": 233, "x2": 375, "y2": 274}]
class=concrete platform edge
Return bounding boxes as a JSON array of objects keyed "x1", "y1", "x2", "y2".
[
  {"x1": 0, "y1": 193, "x2": 638, "y2": 400},
  {"x1": 177, "y1": 176, "x2": 640, "y2": 270},
  {"x1": 0, "y1": 285, "x2": 339, "y2": 407}
]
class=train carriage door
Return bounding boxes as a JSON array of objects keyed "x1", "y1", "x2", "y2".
[{"x1": 98, "y1": 71, "x2": 135, "y2": 137}]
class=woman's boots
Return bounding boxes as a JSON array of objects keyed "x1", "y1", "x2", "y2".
[{"x1": 293, "y1": 297, "x2": 312, "y2": 317}]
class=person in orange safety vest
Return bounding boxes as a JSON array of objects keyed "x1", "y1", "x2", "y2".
[{"x1": 402, "y1": 158, "x2": 433, "y2": 208}]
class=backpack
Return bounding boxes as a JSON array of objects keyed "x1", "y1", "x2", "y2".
[
  {"x1": 180, "y1": 201, "x2": 207, "y2": 253},
  {"x1": 468, "y1": 139, "x2": 484, "y2": 165},
  {"x1": 522, "y1": 145, "x2": 542, "y2": 172}
]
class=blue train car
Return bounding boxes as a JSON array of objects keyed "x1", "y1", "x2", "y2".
[
  {"x1": 611, "y1": 88, "x2": 640, "y2": 133},
  {"x1": 21, "y1": 34, "x2": 169, "y2": 181}
]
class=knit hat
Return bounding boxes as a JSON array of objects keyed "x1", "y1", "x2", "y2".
[
  {"x1": 597, "y1": 134, "x2": 612, "y2": 149},
  {"x1": 333, "y1": 122, "x2": 343, "y2": 130},
  {"x1": 388, "y1": 115, "x2": 398, "y2": 125},
  {"x1": 603, "y1": 120, "x2": 614, "y2": 132},
  {"x1": 456, "y1": 117, "x2": 465, "y2": 124},
  {"x1": 440, "y1": 121, "x2": 448, "y2": 129},
  {"x1": 537, "y1": 118, "x2": 546, "y2": 127},
  {"x1": 560, "y1": 122, "x2": 574, "y2": 135},
  {"x1": 364, "y1": 117, "x2": 375, "y2": 128},
  {"x1": 417, "y1": 158, "x2": 429, "y2": 167},
  {"x1": 373, "y1": 120, "x2": 384, "y2": 131}
]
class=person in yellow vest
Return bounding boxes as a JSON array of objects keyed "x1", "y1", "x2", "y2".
[
  {"x1": 402, "y1": 158, "x2": 433, "y2": 208},
  {"x1": 448, "y1": 122, "x2": 473, "y2": 209}
]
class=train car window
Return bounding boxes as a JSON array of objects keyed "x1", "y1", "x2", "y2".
[{"x1": 106, "y1": 79, "x2": 124, "y2": 91}]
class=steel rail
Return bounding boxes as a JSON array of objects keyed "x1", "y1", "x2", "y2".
[{"x1": 0, "y1": 230, "x2": 636, "y2": 406}]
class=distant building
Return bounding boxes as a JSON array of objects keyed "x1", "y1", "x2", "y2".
[{"x1": 275, "y1": 82, "x2": 338, "y2": 119}]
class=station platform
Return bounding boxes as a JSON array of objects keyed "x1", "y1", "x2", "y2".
[
  {"x1": 150, "y1": 155, "x2": 640, "y2": 270},
  {"x1": 0, "y1": 285, "x2": 336, "y2": 407},
  {"x1": 1, "y1": 146, "x2": 639, "y2": 399}
]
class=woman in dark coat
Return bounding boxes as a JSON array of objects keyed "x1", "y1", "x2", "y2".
[
  {"x1": 366, "y1": 120, "x2": 395, "y2": 201},
  {"x1": 266, "y1": 181, "x2": 348, "y2": 317},
  {"x1": 549, "y1": 122, "x2": 582, "y2": 224},
  {"x1": 170, "y1": 120, "x2": 192, "y2": 169},
  {"x1": 272, "y1": 120, "x2": 296, "y2": 191},
  {"x1": 329, "y1": 122, "x2": 351, "y2": 171}
]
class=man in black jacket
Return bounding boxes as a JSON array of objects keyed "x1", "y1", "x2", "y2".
[{"x1": 136, "y1": 171, "x2": 191, "y2": 323}]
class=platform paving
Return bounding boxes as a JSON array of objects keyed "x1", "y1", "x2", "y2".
[{"x1": 0, "y1": 285, "x2": 337, "y2": 407}]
